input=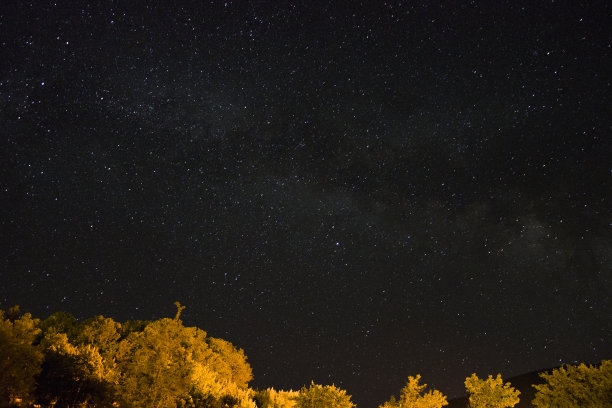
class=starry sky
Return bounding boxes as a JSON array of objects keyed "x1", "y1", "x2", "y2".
[{"x1": 1, "y1": 1, "x2": 611, "y2": 406}]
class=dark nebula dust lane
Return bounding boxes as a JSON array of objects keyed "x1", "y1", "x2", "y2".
[{"x1": 1, "y1": 1, "x2": 611, "y2": 406}]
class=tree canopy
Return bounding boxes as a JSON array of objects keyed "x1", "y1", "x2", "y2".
[
  {"x1": 379, "y1": 375, "x2": 447, "y2": 408},
  {"x1": 1, "y1": 304, "x2": 254, "y2": 408},
  {"x1": 254, "y1": 388, "x2": 299, "y2": 408},
  {"x1": 295, "y1": 382, "x2": 355, "y2": 408},
  {"x1": 1, "y1": 304, "x2": 610, "y2": 408},
  {"x1": 0, "y1": 307, "x2": 43, "y2": 406},
  {"x1": 464, "y1": 373, "x2": 520, "y2": 408},
  {"x1": 532, "y1": 360, "x2": 612, "y2": 408}
]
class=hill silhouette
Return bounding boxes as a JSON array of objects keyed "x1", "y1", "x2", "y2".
[{"x1": 446, "y1": 369, "x2": 548, "y2": 408}]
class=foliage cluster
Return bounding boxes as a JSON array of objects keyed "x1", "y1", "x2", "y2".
[
  {"x1": 464, "y1": 373, "x2": 519, "y2": 408},
  {"x1": 532, "y1": 360, "x2": 612, "y2": 407},
  {"x1": 1, "y1": 304, "x2": 610, "y2": 408},
  {"x1": 253, "y1": 388, "x2": 299, "y2": 408},
  {"x1": 0, "y1": 306, "x2": 44, "y2": 406},
  {"x1": 295, "y1": 382, "x2": 355, "y2": 408},
  {"x1": 1, "y1": 303, "x2": 254, "y2": 408},
  {"x1": 379, "y1": 375, "x2": 447, "y2": 408}
]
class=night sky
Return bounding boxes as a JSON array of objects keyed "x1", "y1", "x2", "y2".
[{"x1": 1, "y1": 1, "x2": 611, "y2": 407}]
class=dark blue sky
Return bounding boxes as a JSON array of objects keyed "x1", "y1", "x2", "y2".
[{"x1": 1, "y1": 1, "x2": 610, "y2": 407}]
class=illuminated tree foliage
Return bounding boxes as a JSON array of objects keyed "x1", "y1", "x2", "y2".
[
  {"x1": 206, "y1": 336, "x2": 253, "y2": 388},
  {"x1": 1, "y1": 304, "x2": 254, "y2": 408},
  {"x1": 76, "y1": 315, "x2": 122, "y2": 356},
  {"x1": 115, "y1": 317, "x2": 203, "y2": 408},
  {"x1": 35, "y1": 331, "x2": 117, "y2": 407},
  {"x1": 115, "y1": 313, "x2": 253, "y2": 408},
  {"x1": 464, "y1": 373, "x2": 520, "y2": 408},
  {"x1": 532, "y1": 360, "x2": 612, "y2": 408},
  {"x1": 6, "y1": 303, "x2": 610, "y2": 408},
  {"x1": 39, "y1": 311, "x2": 79, "y2": 340},
  {"x1": 0, "y1": 306, "x2": 43, "y2": 406},
  {"x1": 254, "y1": 388, "x2": 299, "y2": 408},
  {"x1": 379, "y1": 375, "x2": 448, "y2": 408},
  {"x1": 295, "y1": 382, "x2": 355, "y2": 408}
]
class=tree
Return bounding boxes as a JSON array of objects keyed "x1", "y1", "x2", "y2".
[
  {"x1": 115, "y1": 317, "x2": 201, "y2": 408},
  {"x1": 35, "y1": 331, "x2": 117, "y2": 407},
  {"x1": 120, "y1": 318, "x2": 151, "y2": 338},
  {"x1": 464, "y1": 373, "x2": 520, "y2": 408},
  {"x1": 76, "y1": 315, "x2": 121, "y2": 355},
  {"x1": 379, "y1": 375, "x2": 448, "y2": 408},
  {"x1": 40, "y1": 311, "x2": 79, "y2": 341},
  {"x1": 532, "y1": 360, "x2": 612, "y2": 408},
  {"x1": 254, "y1": 388, "x2": 299, "y2": 408},
  {"x1": 379, "y1": 395, "x2": 398, "y2": 408},
  {"x1": 115, "y1": 314, "x2": 254, "y2": 408},
  {"x1": 295, "y1": 382, "x2": 355, "y2": 408},
  {"x1": 0, "y1": 307, "x2": 43, "y2": 406},
  {"x1": 206, "y1": 336, "x2": 253, "y2": 388}
]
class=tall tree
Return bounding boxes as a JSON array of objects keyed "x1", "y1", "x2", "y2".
[
  {"x1": 379, "y1": 375, "x2": 448, "y2": 408},
  {"x1": 115, "y1": 315, "x2": 254, "y2": 408},
  {"x1": 532, "y1": 360, "x2": 612, "y2": 408},
  {"x1": 464, "y1": 373, "x2": 520, "y2": 408},
  {"x1": 0, "y1": 307, "x2": 43, "y2": 406},
  {"x1": 115, "y1": 318, "x2": 201, "y2": 408}
]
